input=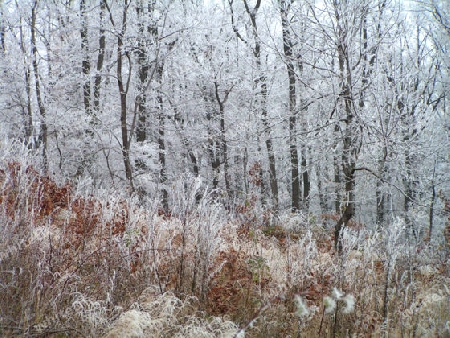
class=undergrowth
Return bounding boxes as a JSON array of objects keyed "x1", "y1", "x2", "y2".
[{"x1": 0, "y1": 160, "x2": 449, "y2": 337}]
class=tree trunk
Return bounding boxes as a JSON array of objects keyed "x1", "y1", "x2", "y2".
[
  {"x1": 404, "y1": 149, "x2": 414, "y2": 233},
  {"x1": 281, "y1": 0, "x2": 300, "y2": 212},
  {"x1": 206, "y1": 108, "x2": 220, "y2": 193},
  {"x1": 75, "y1": 0, "x2": 94, "y2": 178},
  {"x1": 80, "y1": 0, "x2": 91, "y2": 123},
  {"x1": 157, "y1": 65, "x2": 168, "y2": 211},
  {"x1": 333, "y1": 125, "x2": 341, "y2": 214},
  {"x1": 93, "y1": 0, "x2": 106, "y2": 115},
  {"x1": 31, "y1": 1, "x2": 48, "y2": 172},
  {"x1": 18, "y1": 16, "x2": 33, "y2": 145},
  {"x1": 114, "y1": 1, "x2": 133, "y2": 189},
  {"x1": 0, "y1": 0, "x2": 4, "y2": 52},
  {"x1": 376, "y1": 153, "x2": 387, "y2": 226},
  {"x1": 316, "y1": 163, "x2": 328, "y2": 214},
  {"x1": 230, "y1": 0, "x2": 279, "y2": 212},
  {"x1": 135, "y1": 0, "x2": 151, "y2": 171},
  {"x1": 334, "y1": 2, "x2": 360, "y2": 252},
  {"x1": 429, "y1": 160, "x2": 437, "y2": 238},
  {"x1": 302, "y1": 146, "x2": 310, "y2": 210},
  {"x1": 214, "y1": 82, "x2": 231, "y2": 197}
]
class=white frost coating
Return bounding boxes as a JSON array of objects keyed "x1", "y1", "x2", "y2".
[{"x1": 103, "y1": 290, "x2": 238, "y2": 338}]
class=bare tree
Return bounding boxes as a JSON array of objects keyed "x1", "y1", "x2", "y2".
[
  {"x1": 93, "y1": 0, "x2": 106, "y2": 117},
  {"x1": 229, "y1": 0, "x2": 279, "y2": 212},
  {"x1": 31, "y1": 0, "x2": 48, "y2": 172},
  {"x1": 280, "y1": 0, "x2": 301, "y2": 212},
  {"x1": 107, "y1": 1, "x2": 134, "y2": 189}
]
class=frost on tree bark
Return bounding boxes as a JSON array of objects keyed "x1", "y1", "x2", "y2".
[
  {"x1": 75, "y1": 0, "x2": 94, "y2": 178},
  {"x1": 332, "y1": 0, "x2": 363, "y2": 252},
  {"x1": 156, "y1": 62, "x2": 168, "y2": 212},
  {"x1": 204, "y1": 87, "x2": 221, "y2": 193},
  {"x1": 154, "y1": 38, "x2": 176, "y2": 212},
  {"x1": 18, "y1": 9, "x2": 33, "y2": 146},
  {"x1": 0, "y1": 0, "x2": 4, "y2": 52},
  {"x1": 133, "y1": 0, "x2": 173, "y2": 209},
  {"x1": 280, "y1": 0, "x2": 311, "y2": 212},
  {"x1": 280, "y1": 0, "x2": 300, "y2": 212},
  {"x1": 397, "y1": 26, "x2": 432, "y2": 238},
  {"x1": 214, "y1": 82, "x2": 232, "y2": 198},
  {"x1": 135, "y1": 0, "x2": 152, "y2": 172},
  {"x1": 229, "y1": 0, "x2": 279, "y2": 212},
  {"x1": 108, "y1": 1, "x2": 134, "y2": 190},
  {"x1": 93, "y1": 0, "x2": 106, "y2": 116},
  {"x1": 31, "y1": 0, "x2": 48, "y2": 172},
  {"x1": 80, "y1": 0, "x2": 91, "y2": 128}
]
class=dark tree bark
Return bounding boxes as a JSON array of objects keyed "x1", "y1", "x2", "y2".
[
  {"x1": 18, "y1": 13, "x2": 33, "y2": 145},
  {"x1": 108, "y1": 1, "x2": 133, "y2": 189},
  {"x1": 280, "y1": 0, "x2": 300, "y2": 212},
  {"x1": 333, "y1": 1, "x2": 362, "y2": 252},
  {"x1": 93, "y1": 0, "x2": 106, "y2": 116},
  {"x1": 302, "y1": 146, "x2": 310, "y2": 209},
  {"x1": 135, "y1": 0, "x2": 152, "y2": 171},
  {"x1": 205, "y1": 91, "x2": 221, "y2": 193},
  {"x1": 157, "y1": 64, "x2": 168, "y2": 211},
  {"x1": 75, "y1": 0, "x2": 94, "y2": 178},
  {"x1": 0, "y1": 0, "x2": 4, "y2": 52},
  {"x1": 229, "y1": 0, "x2": 279, "y2": 212},
  {"x1": 80, "y1": 0, "x2": 91, "y2": 123},
  {"x1": 214, "y1": 82, "x2": 232, "y2": 196},
  {"x1": 31, "y1": 0, "x2": 48, "y2": 172},
  {"x1": 316, "y1": 163, "x2": 328, "y2": 214},
  {"x1": 333, "y1": 127, "x2": 341, "y2": 214}
]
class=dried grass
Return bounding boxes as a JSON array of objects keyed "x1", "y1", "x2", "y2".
[{"x1": 0, "y1": 160, "x2": 449, "y2": 337}]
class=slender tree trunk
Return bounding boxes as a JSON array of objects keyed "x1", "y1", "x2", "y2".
[
  {"x1": 80, "y1": 0, "x2": 91, "y2": 123},
  {"x1": 261, "y1": 86, "x2": 279, "y2": 212},
  {"x1": 93, "y1": 0, "x2": 106, "y2": 115},
  {"x1": 158, "y1": 105, "x2": 168, "y2": 210},
  {"x1": 302, "y1": 146, "x2": 310, "y2": 210},
  {"x1": 214, "y1": 82, "x2": 231, "y2": 196},
  {"x1": 135, "y1": 0, "x2": 151, "y2": 171},
  {"x1": 316, "y1": 163, "x2": 327, "y2": 214},
  {"x1": 204, "y1": 86, "x2": 221, "y2": 194},
  {"x1": 428, "y1": 160, "x2": 437, "y2": 239},
  {"x1": 404, "y1": 149, "x2": 414, "y2": 232},
  {"x1": 281, "y1": 0, "x2": 300, "y2": 212},
  {"x1": 18, "y1": 16, "x2": 33, "y2": 145},
  {"x1": 376, "y1": 152, "x2": 387, "y2": 226},
  {"x1": 112, "y1": 1, "x2": 133, "y2": 189},
  {"x1": 243, "y1": 147, "x2": 249, "y2": 196},
  {"x1": 334, "y1": 2, "x2": 360, "y2": 252},
  {"x1": 0, "y1": 0, "x2": 4, "y2": 52},
  {"x1": 230, "y1": 0, "x2": 279, "y2": 211},
  {"x1": 24, "y1": 67, "x2": 33, "y2": 143},
  {"x1": 207, "y1": 113, "x2": 220, "y2": 193},
  {"x1": 172, "y1": 105, "x2": 201, "y2": 202},
  {"x1": 376, "y1": 180, "x2": 385, "y2": 225},
  {"x1": 75, "y1": 0, "x2": 94, "y2": 178},
  {"x1": 31, "y1": 1, "x2": 48, "y2": 172},
  {"x1": 156, "y1": 65, "x2": 168, "y2": 211},
  {"x1": 173, "y1": 109, "x2": 200, "y2": 178},
  {"x1": 333, "y1": 125, "x2": 341, "y2": 213}
]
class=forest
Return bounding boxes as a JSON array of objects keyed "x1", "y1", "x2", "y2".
[{"x1": 0, "y1": 0, "x2": 449, "y2": 336}]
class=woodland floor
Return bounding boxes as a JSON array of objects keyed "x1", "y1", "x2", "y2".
[{"x1": 0, "y1": 162, "x2": 449, "y2": 337}]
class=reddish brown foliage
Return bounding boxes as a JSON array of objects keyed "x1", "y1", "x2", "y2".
[
  {"x1": 207, "y1": 249, "x2": 256, "y2": 317},
  {"x1": 248, "y1": 162, "x2": 262, "y2": 186},
  {"x1": 0, "y1": 162, "x2": 145, "y2": 275},
  {"x1": 0, "y1": 162, "x2": 72, "y2": 220}
]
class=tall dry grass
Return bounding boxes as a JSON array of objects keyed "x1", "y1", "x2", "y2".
[{"x1": 0, "y1": 158, "x2": 448, "y2": 337}]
